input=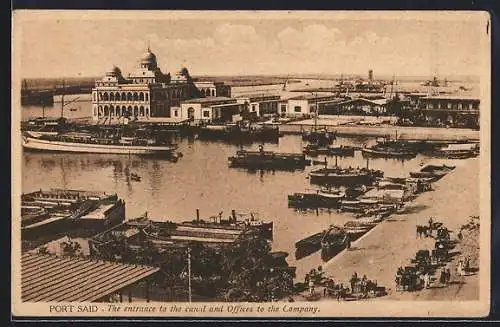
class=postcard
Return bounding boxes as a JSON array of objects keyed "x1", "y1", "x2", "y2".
[{"x1": 11, "y1": 10, "x2": 491, "y2": 318}]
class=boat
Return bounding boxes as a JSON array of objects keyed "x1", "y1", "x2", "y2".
[
  {"x1": 198, "y1": 120, "x2": 280, "y2": 143},
  {"x1": 320, "y1": 225, "x2": 349, "y2": 258},
  {"x1": 22, "y1": 131, "x2": 180, "y2": 157},
  {"x1": 295, "y1": 231, "x2": 324, "y2": 259},
  {"x1": 288, "y1": 187, "x2": 345, "y2": 208},
  {"x1": 309, "y1": 166, "x2": 383, "y2": 186},
  {"x1": 21, "y1": 189, "x2": 125, "y2": 241},
  {"x1": 409, "y1": 164, "x2": 455, "y2": 181},
  {"x1": 228, "y1": 145, "x2": 311, "y2": 170},
  {"x1": 302, "y1": 129, "x2": 336, "y2": 146},
  {"x1": 303, "y1": 143, "x2": 355, "y2": 157},
  {"x1": 343, "y1": 225, "x2": 373, "y2": 240},
  {"x1": 361, "y1": 137, "x2": 417, "y2": 159},
  {"x1": 430, "y1": 143, "x2": 479, "y2": 159}
]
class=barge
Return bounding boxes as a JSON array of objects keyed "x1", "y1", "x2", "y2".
[
  {"x1": 228, "y1": 145, "x2": 311, "y2": 170},
  {"x1": 309, "y1": 166, "x2": 383, "y2": 186},
  {"x1": 303, "y1": 143, "x2": 355, "y2": 157},
  {"x1": 21, "y1": 189, "x2": 125, "y2": 241},
  {"x1": 198, "y1": 121, "x2": 281, "y2": 143},
  {"x1": 361, "y1": 138, "x2": 417, "y2": 159}
]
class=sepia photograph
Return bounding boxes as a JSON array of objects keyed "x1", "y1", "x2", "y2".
[{"x1": 11, "y1": 10, "x2": 491, "y2": 318}]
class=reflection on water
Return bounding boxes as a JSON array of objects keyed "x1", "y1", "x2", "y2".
[{"x1": 21, "y1": 134, "x2": 432, "y2": 271}]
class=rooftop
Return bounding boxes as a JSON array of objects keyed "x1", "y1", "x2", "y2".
[
  {"x1": 420, "y1": 95, "x2": 480, "y2": 101},
  {"x1": 288, "y1": 93, "x2": 338, "y2": 101},
  {"x1": 182, "y1": 96, "x2": 235, "y2": 104},
  {"x1": 21, "y1": 253, "x2": 159, "y2": 302}
]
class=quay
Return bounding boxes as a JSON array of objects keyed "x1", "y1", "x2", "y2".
[
  {"x1": 294, "y1": 157, "x2": 480, "y2": 301},
  {"x1": 280, "y1": 120, "x2": 479, "y2": 141}
]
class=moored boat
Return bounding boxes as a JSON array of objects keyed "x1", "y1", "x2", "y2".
[
  {"x1": 361, "y1": 138, "x2": 417, "y2": 159},
  {"x1": 303, "y1": 143, "x2": 355, "y2": 157},
  {"x1": 409, "y1": 164, "x2": 455, "y2": 181},
  {"x1": 309, "y1": 166, "x2": 383, "y2": 186},
  {"x1": 22, "y1": 131, "x2": 180, "y2": 157},
  {"x1": 229, "y1": 145, "x2": 310, "y2": 170},
  {"x1": 288, "y1": 187, "x2": 345, "y2": 208},
  {"x1": 320, "y1": 225, "x2": 349, "y2": 258}
]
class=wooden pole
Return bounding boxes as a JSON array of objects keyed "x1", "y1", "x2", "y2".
[{"x1": 187, "y1": 248, "x2": 192, "y2": 303}]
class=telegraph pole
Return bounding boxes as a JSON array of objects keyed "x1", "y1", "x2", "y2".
[{"x1": 187, "y1": 247, "x2": 192, "y2": 303}]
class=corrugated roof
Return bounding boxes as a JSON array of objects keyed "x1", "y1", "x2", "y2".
[{"x1": 21, "y1": 253, "x2": 159, "y2": 302}]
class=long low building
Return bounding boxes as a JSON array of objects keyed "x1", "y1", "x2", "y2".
[{"x1": 21, "y1": 253, "x2": 159, "y2": 302}]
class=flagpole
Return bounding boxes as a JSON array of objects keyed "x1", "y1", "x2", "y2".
[{"x1": 187, "y1": 247, "x2": 192, "y2": 303}]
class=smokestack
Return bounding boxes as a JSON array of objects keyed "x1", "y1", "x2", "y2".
[
  {"x1": 196, "y1": 209, "x2": 200, "y2": 222},
  {"x1": 231, "y1": 210, "x2": 237, "y2": 222},
  {"x1": 368, "y1": 69, "x2": 373, "y2": 81}
]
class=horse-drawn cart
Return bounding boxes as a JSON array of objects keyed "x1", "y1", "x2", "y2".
[{"x1": 395, "y1": 266, "x2": 423, "y2": 291}]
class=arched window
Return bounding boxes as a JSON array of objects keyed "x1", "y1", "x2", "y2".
[
  {"x1": 145, "y1": 107, "x2": 150, "y2": 117},
  {"x1": 139, "y1": 92, "x2": 144, "y2": 101},
  {"x1": 127, "y1": 92, "x2": 133, "y2": 101},
  {"x1": 121, "y1": 106, "x2": 126, "y2": 116},
  {"x1": 98, "y1": 93, "x2": 103, "y2": 101},
  {"x1": 133, "y1": 106, "x2": 139, "y2": 117},
  {"x1": 133, "y1": 92, "x2": 139, "y2": 101},
  {"x1": 127, "y1": 106, "x2": 133, "y2": 116},
  {"x1": 187, "y1": 107, "x2": 195, "y2": 119},
  {"x1": 122, "y1": 92, "x2": 126, "y2": 100},
  {"x1": 98, "y1": 105, "x2": 103, "y2": 117},
  {"x1": 115, "y1": 92, "x2": 121, "y2": 101},
  {"x1": 104, "y1": 105, "x2": 109, "y2": 116},
  {"x1": 205, "y1": 89, "x2": 210, "y2": 97},
  {"x1": 211, "y1": 89, "x2": 215, "y2": 97},
  {"x1": 110, "y1": 93, "x2": 114, "y2": 101},
  {"x1": 103, "y1": 93, "x2": 109, "y2": 101},
  {"x1": 110, "y1": 105, "x2": 114, "y2": 116},
  {"x1": 145, "y1": 93, "x2": 149, "y2": 101},
  {"x1": 140, "y1": 106, "x2": 145, "y2": 116}
]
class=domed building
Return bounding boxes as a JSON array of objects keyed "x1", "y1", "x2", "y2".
[{"x1": 91, "y1": 47, "x2": 197, "y2": 122}]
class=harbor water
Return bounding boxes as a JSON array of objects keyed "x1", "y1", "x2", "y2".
[{"x1": 20, "y1": 103, "x2": 437, "y2": 272}]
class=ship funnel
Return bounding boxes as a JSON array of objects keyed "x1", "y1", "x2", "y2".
[
  {"x1": 232, "y1": 210, "x2": 237, "y2": 222},
  {"x1": 196, "y1": 209, "x2": 200, "y2": 222}
]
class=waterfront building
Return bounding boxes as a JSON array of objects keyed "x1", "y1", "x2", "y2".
[
  {"x1": 194, "y1": 81, "x2": 232, "y2": 98},
  {"x1": 414, "y1": 95, "x2": 480, "y2": 128},
  {"x1": 178, "y1": 97, "x2": 241, "y2": 123},
  {"x1": 91, "y1": 47, "x2": 197, "y2": 123},
  {"x1": 235, "y1": 94, "x2": 281, "y2": 117},
  {"x1": 285, "y1": 94, "x2": 341, "y2": 117},
  {"x1": 319, "y1": 97, "x2": 389, "y2": 116}
]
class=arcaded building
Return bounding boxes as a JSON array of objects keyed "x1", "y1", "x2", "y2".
[{"x1": 91, "y1": 47, "x2": 197, "y2": 122}]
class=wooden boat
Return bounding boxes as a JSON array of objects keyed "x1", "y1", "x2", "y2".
[
  {"x1": 309, "y1": 166, "x2": 383, "y2": 186},
  {"x1": 343, "y1": 225, "x2": 373, "y2": 240},
  {"x1": 302, "y1": 129, "x2": 336, "y2": 146},
  {"x1": 229, "y1": 146, "x2": 310, "y2": 170},
  {"x1": 409, "y1": 164, "x2": 455, "y2": 181},
  {"x1": 321, "y1": 225, "x2": 349, "y2": 256}
]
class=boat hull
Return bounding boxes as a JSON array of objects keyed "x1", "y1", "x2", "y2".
[
  {"x1": 23, "y1": 136, "x2": 177, "y2": 155},
  {"x1": 310, "y1": 172, "x2": 376, "y2": 186},
  {"x1": 361, "y1": 147, "x2": 417, "y2": 159}
]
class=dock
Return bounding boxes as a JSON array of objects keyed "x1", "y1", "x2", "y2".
[{"x1": 294, "y1": 157, "x2": 479, "y2": 300}]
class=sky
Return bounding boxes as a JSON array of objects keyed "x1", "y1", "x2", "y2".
[{"x1": 14, "y1": 11, "x2": 489, "y2": 79}]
